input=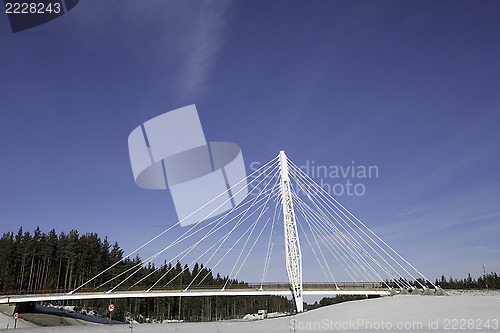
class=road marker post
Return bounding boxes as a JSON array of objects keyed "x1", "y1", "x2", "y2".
[
  {"x1": 108, "y1": 304, "x2": 115, "y2": 326},
  {"x1": 13, "y1": 312, "x2": 19, "y2": 329}
]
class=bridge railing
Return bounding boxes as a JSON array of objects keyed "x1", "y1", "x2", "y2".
[
  {"x1": 0, "y1": 282, "x2": 386, "y2": 296},
  {"x1": 246, "y1": 282, "x2": 385, "y2": 290},
  {"x1": 0, "y1": 288, "x2": 73, "y2": 296}
]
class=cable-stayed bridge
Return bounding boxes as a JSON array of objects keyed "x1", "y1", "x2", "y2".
[
  {"x1": 0, "y1": 151, "x2": 443, "y2": 313},
  {"x1": 0, "y1": 283, "x2": 390, "y2": 305}
]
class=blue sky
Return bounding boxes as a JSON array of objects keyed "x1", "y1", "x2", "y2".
[{"x1": 1, "y1": 0, "x2": 499, "y2": 282}]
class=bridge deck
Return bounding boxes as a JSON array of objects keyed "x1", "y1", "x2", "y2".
[{"x1": 0, "y1": 288, "x2": 390, "y2": 304}]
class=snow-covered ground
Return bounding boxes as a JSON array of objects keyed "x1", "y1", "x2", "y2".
[
  {"x1": 0, "y1": 313, "x2": 37, "y2": 330},
  {"x1": 446, "y1": 289, "x2": 500, "y2": 298},
  {"x1": 2, "y1": 294, "x2": 499, "y2": 332}
]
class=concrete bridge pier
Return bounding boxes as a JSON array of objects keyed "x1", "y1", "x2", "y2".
[{"x1": 0, "y1": 301, "x2": 36, "y2": 316}]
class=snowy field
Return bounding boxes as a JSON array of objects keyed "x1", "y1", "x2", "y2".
[
  {"x1": 446, "y1": 289, "x2": 500, "y2": 298},
  {"x1": 1, "y1": 294, "x2": 499, "y2": 332},
  {"x1": 0, "y1": 314, "x2": 36, "y2": 330}
]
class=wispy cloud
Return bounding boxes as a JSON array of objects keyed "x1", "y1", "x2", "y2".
[
  {"x1": 392, "y1": 205, "x2": 426, "y2": 219},
  {"x1": 444, "y1": 246, "x2": 500, "y2": 254},
  {"x1": 177, "y1": 2, "x2": 231, "y2": 98},
  {"x1": 67, "y1": 1, "x2": 231, "y2": 99}
]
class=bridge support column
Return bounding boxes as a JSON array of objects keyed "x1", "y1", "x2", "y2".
[{"x1": 279, "y1": 150, "x2": 303, "y2": 313}]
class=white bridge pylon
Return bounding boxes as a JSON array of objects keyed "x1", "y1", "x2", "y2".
[
  {"x1": 279, "y1": 151, "x2": 303, "y2": 312},
  {"x1": 2, "y1": 151, "x2": 441, "y2": 312}
]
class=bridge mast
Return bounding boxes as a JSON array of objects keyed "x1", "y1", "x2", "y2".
[{"x1": 278, "y1": 150, "x2": 303, "y2": 313}]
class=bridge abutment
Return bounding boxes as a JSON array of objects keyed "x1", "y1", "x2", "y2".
[{"x1": 0, "y1": 301, "x2": 36, "y2": 316}]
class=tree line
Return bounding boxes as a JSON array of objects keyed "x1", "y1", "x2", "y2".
[
  {"x1": 0, "y1": 227, "x2": 294, "y2": 321},
  {"x1": 389, "y1": 273, "x2": 500, "y2": 290},
  {"x1": 435, "y1": 273, "x2": 499, "y2": 289},
  {"x1": 2, "y1": 227, "x2": 496, "y2": 322}
]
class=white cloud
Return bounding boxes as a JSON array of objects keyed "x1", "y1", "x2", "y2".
[
  {"x1": 177, "y1": 2, "x2": 231, "y2": 98},
  {"x1": 66, "y1": 1, "x2": 232, "y2": 99}
]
